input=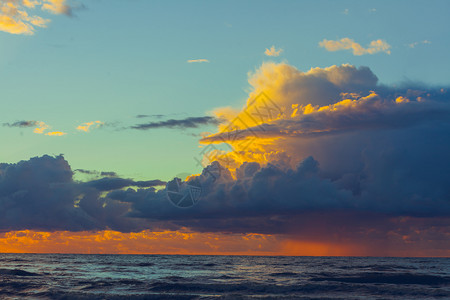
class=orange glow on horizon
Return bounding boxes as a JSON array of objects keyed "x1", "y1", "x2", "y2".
[
  {"x1": 0, "y1": 230, "x2": 281, "y2": 256},
  {"x1": 1, "y1": 230, "x2": 448, "y2": 257}
]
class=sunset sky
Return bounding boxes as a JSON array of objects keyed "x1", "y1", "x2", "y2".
[{"x1": 1, "y1": 0, "x2": 449, "y2": 256}]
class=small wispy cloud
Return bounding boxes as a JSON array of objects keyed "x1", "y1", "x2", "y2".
[
  {"x1": 75, "y1": 169, "x2": 118, "y2": 177},
  {"x1": 45, "y1": 131, "x2": 66, "y2": 136},
  {"x1": 187, "y1": 59, "x2": 209, "y2": 63},
  {"x1": 76, "y1": 121, "x2": 104, "y2": 132},
  {"x1": 3, "y1": 120, "x2": 66, "y2": 136},
  {"x1": 264, "y1": 46, "x2": 283, "y2": 57},
  {"x1": 343, "y1": 8, "x2": 349, "y2": 15},
  {"x1": 33, "y1": 121, "x2": 50, "y2": 134},
  {"x1": 369, "y1": 8, "x2": 377, "y2": 13},
  {"x1": 408, "y1": 40, "x2": 431, "y2": 48},
  {"x1": 0, "y1": 0, "x2": 73, "y2": 35},
  {"x1": 319, "y1": 38, "x2": 391, "y2": 55},
  {"x1": 3, "y1": 120, "x2": 39, "y2": 128},
  {"x1": 131, "y1": 116, "x2": 220, "y2": 130},
  {"x1": 136, "y1": 114, "x2": 164, "y2": 119}
]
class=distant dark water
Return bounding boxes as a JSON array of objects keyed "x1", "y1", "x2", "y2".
[{"x1": 0, "y1": 254, "x2": 449, "y2": 299}]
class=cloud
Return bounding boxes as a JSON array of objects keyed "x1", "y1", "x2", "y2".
[
  {"x1": 187, "y1": 59, "x2": 209, "y2": 63},
  {"x1": 131, "y1": 116, "x2": 221, "y2": 130},
  {"x1": 45, "y1": 131, "x2": 66, "y2": 136},
  {"x1": 172, "y1": 62, "x2": 450, "y2": 239},
  {"x1": 0, "y1": 0, "x2": 73, "y2": 35},
  {"x1": 0, "y1": 155, "x2": 164, "y2": 232},
  {"x1": 319, "y1": 38, "x2": 391, "y2": 55},
  {"x1": 76, "y1": 121, "x2": 103, "y2": 132},
  {"x1": 0, "y1": 229, "x2": 285, "y2": 256},
  {"x1": 75, "y1": 169, "x2": 118, "y2": 177},
  {"x1": 202, "y1": 91, "x2": 450, "y2": 142},
  {"x1": 85, "y1": 178, "x2": 165, "y2": 191},
  {"x1": 100, "y1": 171, "x2": 118, "y2": 177},
  {"x1": 135, "y1": 114, "x2": 164, "y2": 119},
  {"x1": 33, "y1": 121, "x2": 50, "y2": 134},
  {"x1": 41, "y1": 0, "x2": 72, "y2": 16},
  {"x1": 3, "y1": 120, "x2": 39, "y2": 128},
  {"x1": 1, "y1": 63, "x2": 450, "y2": 255},
  {"x1": 264, "y1": 46, "x2": 283, "y2": 57},
  {"x1": 408, "y1": 40, "x2": 431, "y2": 48},
  {"x1": 2, "y1": 120, "x2": 66, "y2": 135}
]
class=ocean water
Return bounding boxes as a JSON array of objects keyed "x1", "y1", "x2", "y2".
[{"x1": 0, "y1": 254, "x2": 449, "y2": 299}]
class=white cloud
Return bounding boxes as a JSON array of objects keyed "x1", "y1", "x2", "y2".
[
  {"x1": 187, "y1": 59, "x2": 209, "y2": 63},
  {"x1": 319, "y1": 38, "x2": 391, "y2": 55},
  {"x1": 408, "y1": 40, "x2": 431, "y2": 48}
]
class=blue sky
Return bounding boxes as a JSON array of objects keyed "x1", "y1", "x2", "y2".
[{"x1": 1, "y1": 0, "x2": 449, "y2": 181}]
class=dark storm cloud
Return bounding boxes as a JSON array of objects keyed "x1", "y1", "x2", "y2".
[
  {"x1": 85, "y1": 178, "x2": 165, "y2": 191},
  {"x1": 0, "y1": 155, "x2": 161, "y2": 232},
  {"x1": 131, "y1": 116, "x2": 220, "y2": 130},
  {"x1": 3, "y1": 120, "x2": 39, "y2": 128}
]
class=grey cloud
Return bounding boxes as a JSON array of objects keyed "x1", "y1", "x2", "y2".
[
  {"x1": 135, "y1": 114, "x2": 165, "y2": 119},
  {"x1": 131, "y1": 116, "x2": 221, "y2": 130},
  {"x1": 85, "y1": 178, "x2": 165, "y2": 191},
  {"x1": 3, "y1": 120, "x2": 39, "y2": 128},
  {"x1": 0, "y1": 155, "x2": 161, "y2": 232},
  {"x1": 100, "y1": 171, "x2": 118, "y2": 177},
  {"x1": 75, "y1": 169, "x2": 118, "y2": 177}
]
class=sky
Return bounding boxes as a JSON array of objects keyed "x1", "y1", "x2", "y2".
[{"x1": 1, "y1": 0, "x2": 450, "y2": 256}]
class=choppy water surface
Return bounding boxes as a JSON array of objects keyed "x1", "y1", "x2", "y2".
[{"x1": 0, "y1": 254, "x2": 449, "y2": 299}]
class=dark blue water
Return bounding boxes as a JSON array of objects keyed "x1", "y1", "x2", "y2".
[{"x1": 0, "y1": 254, "x2": 449, "y2": 299}]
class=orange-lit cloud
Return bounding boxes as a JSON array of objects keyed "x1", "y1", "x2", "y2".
[
  {"x1": 319, "y1": 38, "x2": 391, "y2": 55},
  {"x1": 45, "y1": 131, "x2": 66, "y2": 136},
  {"x1": 0, "y1": 230, "x2": 281, "y2": 255},
  {"x1": 1, "y1": 226, "x2": 448, "y2": 257},
  {"x1": 33, "y1": 121, "x2": 50, "y2": 133},
  {"x1": 76, "y1": 120, "x2": 103, "y2": 132},
  {"x1": 199, "y1": 62, "x2": 449, "y2": 172},
  {"x1": 187, "y1": 59, "x2": 209, "y2": 63},
  {"x1": 264, "y1": 46, "x2": 283, "y2": 57},
  {"x1": 41, "y1": 0, "x2": 72, "y2": 15},
  {"x1": 199, "y1": 62, "x2": 380, "y2": 170},
  {"x1": 0, "y1": 0, "x2": 71, "y2": 35},
  {"x1": 32, "y1": 121, "x2": 65, "y2": 135}
]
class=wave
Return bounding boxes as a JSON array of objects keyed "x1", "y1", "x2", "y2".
[
  {"x1": 0, "y1": 268, "x2": 40, "y2": 276},
  {"x1": 269, "y1": 272, "x2": 298, "y2": 277},
  {"x1": 311, "y1": 272, "x2": 450, "y2": 285}
]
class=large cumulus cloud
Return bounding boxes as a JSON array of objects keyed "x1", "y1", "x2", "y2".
[
  {"x1": 1, "y1": 63, "x2": 449, "y2": 252},
  {"x1": 114, "y1": 63, "x2": 450, "y2": 245}
]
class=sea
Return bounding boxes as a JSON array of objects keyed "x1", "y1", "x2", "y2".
[{"x1": 0, "y1": 254, "x2": 449, "y2": 299}]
